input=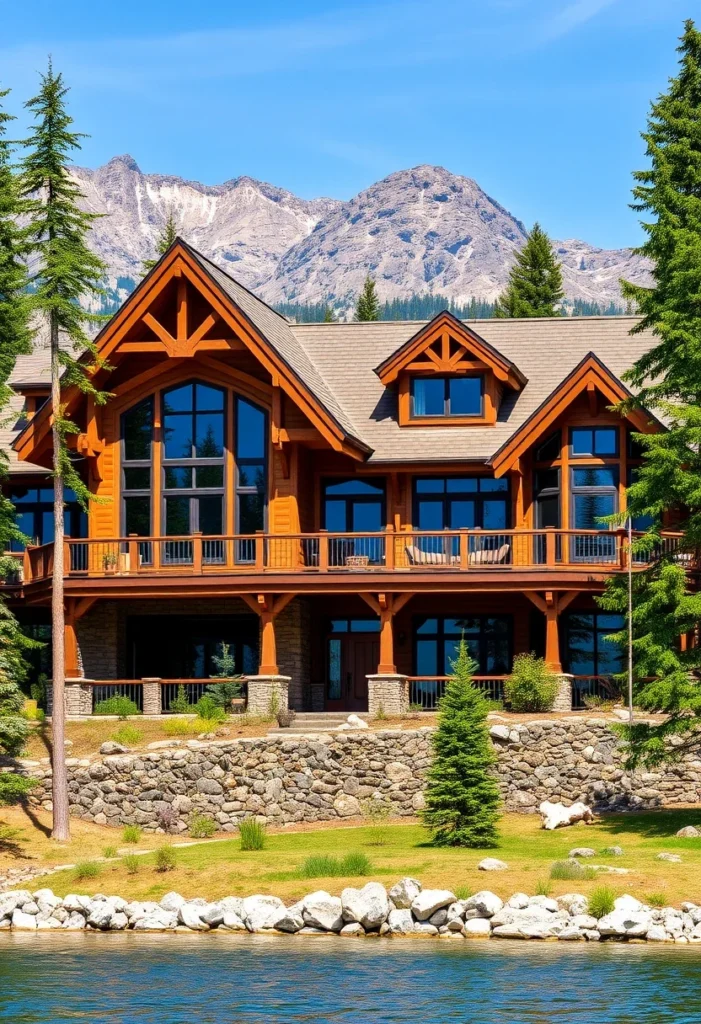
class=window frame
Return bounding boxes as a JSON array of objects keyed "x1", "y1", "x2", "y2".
[
  {"x1": 121, "y1": 397, "x2": 155, "y2": 538},
  {"x1": 322, "y1": 477, "x2": 386, "y2": 533},
  {"x1": 563, "y1": 611, "x2": 625, "y2": 677},
  {"x1": 412, "y1": 476, "x2": 510, "y2": 532},
  {"x1": 569, "y1": 426, "x2": 619, "y2": 459},
  {"x1": 409, "y1": 374, "x2": 484, "y2": 420},
  {"x1": 412, "y1": 614, "x2": 513, "y2": 677}
]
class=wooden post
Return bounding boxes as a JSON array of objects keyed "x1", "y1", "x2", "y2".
[
  {"x1": 192, "y1": 531, "x2": 203, "y2": 573},
  {"x1": 459, "y1": 531, "x2": 469, "y2": 570},
  {"x1": 384, "y1": 525, "x2": 394, "y2": 570},
  {"x1": 255, "y1": 530, "x2": 265, "y2": 571},
  {"x1": 319, "y1": 530, "x2": 329, "y2": 571},
  {"x1": 259, "y1": 611, "x2": 279, "y2": 674},
  {"x1": 64, "y1": 602, "x2": 80, "y2": 678},
  {"x1": 378, "y1": 605, "x2": 396, "y2": 674},
  {"x1": 128, "y1": 533, "x2": 138, "y2": 574},
  {"x1": 544, "y1": 594, "x2": 562, "y2": 673},
  {"x1": 545, "y1": 528, "x2": 556, "y2": 566}
]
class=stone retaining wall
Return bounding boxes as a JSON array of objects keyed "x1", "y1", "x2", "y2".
[{"x1": 24, "y1": 719, "x2": 701, "y2": 831}]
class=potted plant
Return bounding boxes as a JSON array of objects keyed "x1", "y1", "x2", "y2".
[{"x1": 102, "y1": 552, "x2": 118, "y2": 574}]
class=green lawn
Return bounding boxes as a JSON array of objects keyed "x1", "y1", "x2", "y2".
[{"x1": 38, "y1": 809, "x2": 701, "y2": 908}]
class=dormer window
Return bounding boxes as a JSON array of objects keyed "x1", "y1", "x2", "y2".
[{"x1": 411, "y1": 376, "x2": 483, "y2": 419}]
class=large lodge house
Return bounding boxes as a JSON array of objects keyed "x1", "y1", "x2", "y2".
[{"x1": 1, "y1": 240, "x2": 673, "y2": 717}]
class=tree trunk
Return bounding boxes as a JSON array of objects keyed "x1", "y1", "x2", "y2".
[{"x1": 50, "y1": 310, "x2": 70, "y2": 841}]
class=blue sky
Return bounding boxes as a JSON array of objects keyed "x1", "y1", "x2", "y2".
[{"x1": 0, "y1": 0, "x2": 692, "y2": 248}]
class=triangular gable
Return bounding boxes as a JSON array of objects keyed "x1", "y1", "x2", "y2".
[
  {"x1": 14, "y1": 240, "x2": 370, "y2": 464},
  {"x1": 490, "y1": 352, "x2": 662, "y2": 477},
  {"x1": 374, "y1": 310, "x2": 527, "y2": 389}
]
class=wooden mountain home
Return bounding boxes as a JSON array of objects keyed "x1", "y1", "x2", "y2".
[{"x1": 1, "y1": 240, "x2": 677, "y2": 716}]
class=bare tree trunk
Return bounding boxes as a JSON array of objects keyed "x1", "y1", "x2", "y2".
[{"x1": 50, "y1": 310, "x2": 70, "y2": 841}]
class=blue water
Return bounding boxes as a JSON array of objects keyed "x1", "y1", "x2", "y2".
[{"x1": 1, "y1": 933, "x2": 700, "y2": 1023}]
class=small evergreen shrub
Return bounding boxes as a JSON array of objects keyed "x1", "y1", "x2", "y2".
[
  {"x1": 74, "y1": 861, "x2": 102, "y2": 881},
  {"x1": 169, "y1": 685, "x2": 191, "y2": 714},
  {"x1": 189, "y1": 813, "x2": 217, "y2": 838},
  {"x1": 111, "y1": 724, "x2": 143, "y2": 746},
  {"x1": 0, "y1": 773, "x2": 37, "y2": 806},
  {"x1": 194, "y1": 695, "x2": 226, "y2": 723},
  {"x1": 93, "y1": 696, "x2": 140, "y2": 718},
  {"x1": 422, "y1": 639, "x2": 501, "y2": 847},
  {"x1": 102, "y1": 845, "x2": 118, "y2": 859},
  {"x1": 588, "y1": 886, "x2": 616, "y2": 919},
  {"x1": 503, "y1": 653, "x2": 558, "y2": 713},
  {"x1": 239, "y1": 818, "x2": 266, "y2": 851},
  {"x1": 122, "y1": 824, "x2": 142, "y2": 844},
  {"x1": 124, "y1": 854, "x2": 140, "y2": 875},
  {"x1": 154, "y1": 845, "x2": 177, "y2": 872},
  {"x1": 550, "y1": 859, "x2": 595, "y2": 881},
  {"x1": 645, "y1": 892, "x2": 667, "y2": 908}
]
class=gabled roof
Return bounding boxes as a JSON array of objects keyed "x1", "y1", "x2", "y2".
[
  {"x1": 373, "y1": 309, "x2": 526, "y2": 388},
  {"x1": 490, "y1": 352, "x2": 662, "y2": 476}
]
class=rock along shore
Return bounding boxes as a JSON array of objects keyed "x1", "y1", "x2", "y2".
[{"x1": 3, "y1": 879, "x2": 701, "y2": 944}]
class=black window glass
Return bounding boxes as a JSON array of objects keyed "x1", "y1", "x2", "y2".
[
  {"x1": 123, "y1": 467, "x2": 150, "y2": 490},
  {"x1": 164, "y1": 415, "x2": 193, "y2": 460},
  {"x1": 238, "y1": 492, "x2": 265, "y2": 534},
  {"x1": 323, "y1": 478, "x2": 385, "y2": 533},
  {"x1": 411, "y1": 376, "x2": 483, "y2": 417},
  {"x1": 164, "y1": 467, "x2": 192, "y2": 489},
  {"x1": 238, "y1": 464, "x2": 265, "y2": 490},
  {"x1": 414, "y1": 477, "x2": 509, "y2": 531},
  {"x1": 195, "y1": 383, "x2": 224, "y2": 410},
  {"x1": 165, "y1": 496, "x2": 190, "y2": 535},
  {"x1": 163, "y1": 384, "x2": 193, "y2": 413},
  {"x1": 565, "y1": 612, "x2": 624, "y2": 676},
  {"x1": 9, "y1": 487, "x2": 87, "y2": 550},
  {"x1": 416, "y1": 478, "x2": 445, "y2": 494},
  {"x1": 196, "y1": 466, "x2": 224, "y2": 489},
  {"x1": 535, "y1": 431, "x2": 561, "y2": 462},
  {"x1": 195, "y1": 414, "x2": 224, "y2": 458},
  {"x1": 325, "y1": 479, "x2": 384, "y2": 496},
  {"x1": 572, "y1": 467, "x2": 617, "y2": 488},
  {"x1": 124, "y1": 496, "x2": 151, "y2": 536},
  {"x1": 123, "y1": 400, "x2": 153, "y2": 461},
  {"x1": 413, "y1": 615, "x2": 511, "y2": 676},
  {"x1": 236, "y1": 399, "x2": 266, "y2": 460},
  {"x1": 449, "y1": 377, "x2": 482, "y2": 415},
  {"x1": 198, "y1": 496, "x2": 223, "y2": 535}
]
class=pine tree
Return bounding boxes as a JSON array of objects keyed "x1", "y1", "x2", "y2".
[
  {"x1": 0, "y1": 603, "x2": 40, "y2": 757},
  {"x1": 599, "y1": 21, "x2": 701, "y2": 767},
  {"x1": 142, "y1": 210, "x2": 179, "y2": 273},
  {"x1": 354, "y1": 275, "x2": 380, "y2": 321},
  {"x1": 494, "y1": 223, "x2": 564, "y2": 318},
  {"x1": 322, "y1": 304, "x2": 336, "y2": 323},
  {"x1": 421, "y1": 640, "x2": 501, "y2": 846},
  {"x1": 18, "y1": 62, "x2": 110, "y2": 840}
]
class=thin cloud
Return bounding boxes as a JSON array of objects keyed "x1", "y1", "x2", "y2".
[{"x1": 537, "y1": 0, "x2": 621, "y2": 44}]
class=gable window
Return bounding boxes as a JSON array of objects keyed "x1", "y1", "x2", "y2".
[
  {"x1": 414, "y1": 477, "x2": 509, "y2": 531},
  {"x1": 570, "y1": 427, "x2": 618, "y2": 457},
  {"x1": 411, "y1": 376, "x2": 483, "y2": 418},
  {"x1": 570, "y1": 466, "x2": 618, "y2": 561},
  {"x1": 236, "y1": 398, "x2": 267, "y2": 537}
]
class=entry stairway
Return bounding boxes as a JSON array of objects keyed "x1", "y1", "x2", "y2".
[{"x1": 267, "y1": 711, "x2": 370, "y2": 735}]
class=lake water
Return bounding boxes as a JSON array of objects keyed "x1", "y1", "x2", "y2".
[{"x1": 1, "y1": 933, "x2": 700, "y2": 1023}]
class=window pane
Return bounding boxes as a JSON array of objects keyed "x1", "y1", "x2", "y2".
[
  {"x1": 446, "y1": 618, "x2": 475, "y2": 633},
  {"x1": 164, "y1": 466, "x2": 192, "y2": 489},
  {"x1": 449, "y1": 376, "x2": 482, "y2": 415},
  {"x1": 14, "y1": 511, "x2": 35, "y2": 546},
  {"x1": 195, "y1": 383, "x2": 224, "y2": 411},
  {"x1": 42, "y1": 511, "x2": 54, "y2": 544},
  {"x1": 416, "y1": 617, "x2": 438, "y2": 635},
  {"x1": 412, "y1": 378, "x2": 444, "y2": 416},
  {"x1": 536, "y1": 494, "x2": 560, "y2": 529},
  {"x1": 352, "y1": 502, "x2": 383, "y2": 532},
  {"x1": 165, "y1": 496, "x2": 190, "y2": 535},
  {"x1": 417, "y1": 500, "x2": 445, "y2": 530},
  {"x1": 483, "y1": 500, "x2": 507, "y2": 529},
  {"x1": 571, "y1": 428, "x2": 593, "y2": 456},
  {"x1": 238, "y1": 492, "x2": 265, "y2": 534},
  {"x1": 535, "y1": 431, "x2": 561, "y2": 461},
  {"x1": 446, "y1": 478, "x2": 477, "y2": 493},
  {"x1": 330, "y1": 620, "x2": 348, "y2": 633},
  {"x1": 325, "y1": 500, "x2": 347, "y2": 532},
  {"x1": 238, "y1": 464, "x2": 265, "y2": 490},
  {"x1": 573, "y1": 467, "x2": 618, "y2": 489},
  {"x1": 416, "y1": 478, "x2": 445, "y2": 493},
  {"x1": 328, "y1": 639, "x2": 342, "y2": 700},
  {"x1": 444, "y1": 638, "x2": 462, "y2": 673},
  {"x1": 236, "y1": 399, "x2": 266, "y2": 460},
  {"x1": 536, "y1": 469, "x2": 559, "y2": 493},
  {"x1": 11, "y1": 488, "x2": 38, "y2": 504},
  {"x1": 597, "y1": 614, "x2": 625, "y2": 630},
  {"x1": 594, "y1": 428, "x2": 617, "y2": 455},
  {"x1": 416, "y1": 639, "x2": 438, "y2": 675},
  {"x1": 449, "y1": 500, "x2": 475, "y2": 529},
  {"x1": 574, "y1": 493, "x2": 615, "y2": 529},
  {"x1": 124, "y1": 467, "x2": 150, "y2": 490},
  {"x1": 198, "y1": 495, "x2": 223, "y2": 535},
  {"x1": 163, "y1": 384, "x2": 193, "y2": 414},
  {"x1": 196, "y1": 466, "x2": 224, "y2": 488},
  {"x1": 598, "y1": 636, "x2": 624, "y2": 674},
  {"x1": 164, "y1": 415, "x2": 193, "y2": 459},
  {"x1": 40, "y1": 488, "x2": 55, "y2": 502},
  {"x1": 479, "y1": 478, "x2": 509, "y2": 492},
  {"x1": 350, "y1": 619, "x2": 381, "y2": 632},
  {"x1": 325, "y1": 479, "x2": 384, "y2": 496},
  {"x1": 124, "y1": 496, "x2": 151, "y2": 536},
  {"x1": 195, "y1": 413, "x2": 224, "y2": 458},
  {"x1": 123, "y1": 400, "x2": 152, "y2": 461}
]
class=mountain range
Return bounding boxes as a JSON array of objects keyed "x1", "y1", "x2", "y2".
[{"x1": 73, "y1": 155, "x2": 652, "y2": 316}]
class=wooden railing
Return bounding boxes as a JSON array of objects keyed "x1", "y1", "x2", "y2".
[{"x1": 20, "y1": 528, "x2": 687, "y2": 583}]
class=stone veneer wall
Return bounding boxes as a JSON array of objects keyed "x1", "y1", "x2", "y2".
[{"x1": 25, "y1": 719, "x2": 701, "y2": 831}]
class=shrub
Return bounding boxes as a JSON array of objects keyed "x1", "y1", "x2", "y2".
[
  {"x1": 588, "y1": 886, "x2": 616, "y2": 919},
  {"x1": 74, "y1": 861, "x2": 102, "y2": 881},
  {"x1": 189, "y1": 813, "x2": 217, "y2": 839},
  {"x1": 162, "y1": 717, "x2": 192, "y2": 736},
  {"x1": 124, "y1": 854, "x2": 140, "y2": 875},
  {"x1": 0, "y1": 773, "x2": 37, "y2": 806},
  {"x1": 299, "y1": 852, "x2": 371, "y2": 878},
  {"x1": 93, "y1": 695, "x2": 141, "y2": 719},
  {"x1": 157, "y1": 805, "x2": 178, "y2": 833},
  {"x1": 343, "y1": 851, "x2": 371, "y2": 876},
  {"x1": 122, "y1": 824, "x2": 142, "y2": 844},
  {"x1": 534, "y1": 878, "x2": 553, "y2": 897},
  {"x1": 102, "y1": 845, "x2": 118, "y2": 859},
  {"x1": 239, "y1": 817, "x2": 266, "y2": 851},
  {"x1": 422, "y1": 639, "x2": 501, "y2": 847},
  {"x1": 169, "y1": 685, "x2": 191, "y2": 714},
  {"x1": 550, "y1": 859, "x2": 595, "y2": 881},
  {"x1": 646, "y1": 892, "x2": 668, "y2": 908},
  {"x1": 194, "y1": 695, "x2": 226, "y2": 723},
  {"x1": 360, "y1": 795, "x2": 391, "y2": 846},
  {"x1": 375, "y1": 703, "x2": 387, "y2": 721},
  {"x1": 111, "y1": 724, "x2": 143, "y2": 747},
  {"x1": 154, "y1": 845, "x2": 177, "y2": 872},
  {"x1": 503, "y1": 653, "x2": 558, "y2": 713},
  {"x1": 454, "y1": 885, "x2": 472, "y2": 901}
]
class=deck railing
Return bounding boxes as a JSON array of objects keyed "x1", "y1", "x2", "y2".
[
  {"x1": 20, "y1": 528, "x2": 687, "y2": 583},
  {"x1": 408, "y1": 676, "x2": 508, "y2": 709}
]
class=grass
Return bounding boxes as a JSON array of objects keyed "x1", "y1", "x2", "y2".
[
  {"x1": 111, "y1": 724, "x2": 144, "y2": 747},
  {"x1": 588, "y1": 886, "x2": 616, "y2": 919},
  {"x1": 300, "y1": 852, "x2": 371, "y2": 879},
  {"x1": 122, "y1": 825, "x2": 142, "y2": 844},
  {"x1": 123, "y1": 854, "x2": 140, "y2": 875},
  {"x1": 155, "y1": 845, "x2": 177, "y2": 872},
  {"x1": 239, "y1": 818, "x2": 266, "y2": 851},
  {"x1": 189, "y1": 814, "x2": 217, "y2": 839},
  {"x1": 550, "y1": 859, "x2": 596, "y2": 881},
  {"x1": 74, "y1": 861, "x2": 102, "y2": 881},
  {"x1": 102, "y1": 845, "x2": 118, "y2": 859}
]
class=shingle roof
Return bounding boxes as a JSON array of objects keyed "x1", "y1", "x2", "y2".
[
  {"x1": 2, "y1": 352, "x2": 51, "y2": 475},
  {"x1": 290, "y1": 316, "x2": 655, "y2": 463}
]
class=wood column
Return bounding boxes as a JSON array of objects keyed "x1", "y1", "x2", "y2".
[
  {"x1": 360, "y1": 593, "x2": 413, "y2": 675},
  {"x1": 544, "y1": 597, "x2": 562, "y2": 673},
  {"x1": 64, "y1": 604, "x2": 80, "y2": 678},
  {"x1": 241, "y1": 594, "x2": 295, "y2": 676}
]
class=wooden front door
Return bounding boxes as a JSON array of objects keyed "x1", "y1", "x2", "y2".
[{"x1": 325, "y1": 634, "x2": 379, "y2": 712}]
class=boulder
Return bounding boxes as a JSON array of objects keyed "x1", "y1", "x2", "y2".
[
  {"x1": 601, "y1": 846, "x2": 624, "y2": 856},
  {"x1": 647, "y1": 924, "x2": 673, "y2": 942},
  {"x1": 87, "y1": 904, "x2": 115, "y2": 930},
  {"x1": 63, "y1": 894, "x2": 91, "y2": 913},
  {"x1": 110, "y1": 912, "x2": 129, "y2": 931},
  {"x1": 341, "y1": 883, "x2": 389, "y2": 930},
  {"x1": 221, "y1": 912, "x2": 247, "y2": 931},
  {"x1": 272, "y1": 906, "x2": 305, "y2": 933},
  {"x1": 340, "y1": 922, "x2": 365, "y2": 937},
  {"x1": 179, "y1": 903, "x2": 210, "y2": 931},
  {"x1": 428, "y1": 908, "x2": 449, "y2": 927},
  {"x1": 1, "y1": 891, "x2": 33, "y2": 917},
  {"x1": 539, "y1": 801, "x2": 594, "y2": 830},
  {"x1": 414, "y1": 922, "x2": 439, "y2": 936},
  {"x1": 63, "y1": 912, "x2": 87, "y2": 930},
  {"x1": 132, "y1": 910, "x2": 177, "y2": 931},
  {"x1": 597, "y1": 910, "x2": 651, "y2": 938},
  {"x1": 411, "y1": 889, "x2": 456, "y2": 922},
  {"x1": 478, "y1": 858, "x2": 508, "y2": 872},
  {"x1": 558, "y1": 927, "x2": 584, "y2": 941},
  {"x1": 302, "y1": 891, "x2": 344, "y2": 932},
  {"x1": 463, "y1": 917, "x2": 491, "y2": 937},
  {"x1": 614, "y1": 895, "x2": 644, "y2": 913},
  {"x1": 388, "y1": 877, "x2": 422, "y2": 909},
  {"x1": 676, "y1": 826, "x2": 701, "y2": 838},
  {"x1": 557, "y1": 894, "x2": 588, "y2": 916},
  {"x1": 242, "y1": 895, "x2": 286, "y2": 932},
  {"x1": 346, "y1": 714, "x2": 368, "y2": 730},
  {"x1": 656, "y1": 853, "x2": 682, "y2": 863},
  {"x1": 506, "y1": 893, "x2": 530, "y2": 910},
  {"x1": 571, "y1": 914, "x2": 598, "y2": 930},
  {"x1": 569, "y1": 848, "x2": 596, "y2": 858},
  {"x1": 159, "y1": 892, "x2": 186, "y2": 913},
  {"x1": 99, "y1": 741, "x2": 127, "y2": 755},
  {"x1": 387, "y1": 909, "x2": 415, "y2": 935},
  {"x1": 333, "y1": 794, "x2": 361, "y2": 817},
  {"x1": 11, "y1": 909, "x2": 38, "y2": 930},
  {"x1": 528, "y1": 896, "x2": 558, "y2": 913},
  {"x1": 464, "y1": 891, "x2": 503, "y2": 918}
]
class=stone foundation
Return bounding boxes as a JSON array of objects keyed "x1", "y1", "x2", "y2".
[
  {"x1": 553, "y1": 674, "x2": 573, "y2": 712},
  {"x1": 367, "y1": 675, "x2": 409, "y2": 717},
  {"x1": 24, "y1": 717, "x2": 701, "y2": 831},
  {"x1": 246, "y1": 675, "x2": 290, "y2": 715},
  {"x1": 46, "y1": 679, "x2": 93, "y2": 717}
]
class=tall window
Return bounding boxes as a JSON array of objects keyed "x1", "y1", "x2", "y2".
[
  {"x1": 414, "y1": 615, "x2": 511, "y2": 676},
  {"x1": 411, "y1": 376, "x2": 483, "y2": 418},
  {"x1": 323, "y1": 479, "x2": 385, "y2": 533},
  {"x1": 236, "y1": 398, "x2": 267, "y2": 535},
  {"x1": 414, "y1": 477, "x2": 509, "y2": 531},
  {"x1": 564, "y1": 612, "x2": 624, "y2": 677},
  {"x1": 122, "y1": 398, "x2": 153, "y2": 536},
  {"x1": 8, "y1": 487, "x2": 87, "y2": 550}
]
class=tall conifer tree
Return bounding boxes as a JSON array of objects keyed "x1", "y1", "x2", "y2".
[
  {"x1": 142, "y1": 210, "x2": 179, "y2": 274},
  {"x1": 494, "y1": 223, "x2": 564, "y2": 318},
  {"x1": 600, "y1": 21, "x2": 701, "y2": 767},
  {"x1": 421, "y1": 640, "x2": 501, "y2": 847},
  {"x1": 19, "y1": 63, "x2": 109, "y2": 839},
  {"x1": 354, "y1": 275, "x2": 380, "y2": 321}
]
